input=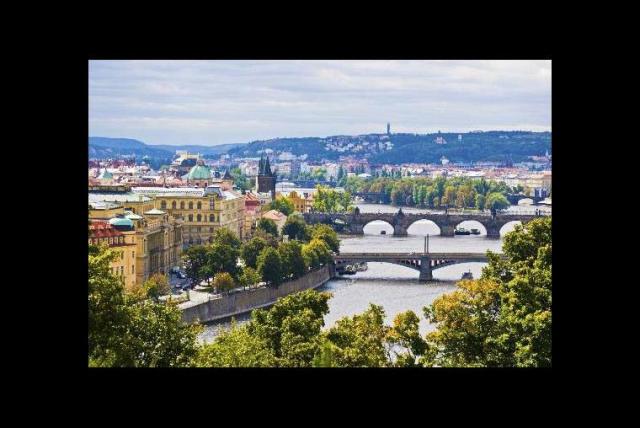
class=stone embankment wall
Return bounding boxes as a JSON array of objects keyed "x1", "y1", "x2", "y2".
[{"x1": 180, "y1": 265, "x2": 333, "y2": 324}]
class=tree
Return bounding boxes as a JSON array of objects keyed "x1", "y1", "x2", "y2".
[
  {"x1": 302, "y1": 243, "x2": 320, "y2": 269},
  {"x1": 422, "y1": 217, "x2": 552, "y2": 367},
  {"x1": 213, "y1": 272, "x2": 235, "y2": 294},
  {"x1": 475, "y1": 193, "x2": 486, "y2": 211},
  {"x1": 193, "y1": 322, "x2": 276, "y2": 367},
  {"x1": 239, "y1": 266, "x2": 261, "y2": 290},
  {"x1": 241, "y1": 237, "x2": 268, "y2": 269},
  {"x1": 282, "y1": 214, "x2": 310, "y2": 241},
  {"x1": 257, "y1": 218, "x2": 279, "y2": 237},
  {"x1": 208, "y1": 228, "x2": 241, "y2": 279},
  {"x1": 257, "y1": 247, "x2": 284, "y2": 287},
  {"x1": 486, "y1": 192, "x2": 510, "y2": 212},
  {"x1": 309, "y1": 224, "x2": 340, "y2": 254},
  {"x1": 89, "y1": 243, "x2": 200, "y2": 367},
  {"x1": 182, "y1": 245, "x2": 209, "y2": 287},
  {"x1": 247, "y1": 289, "x2": 331, "y2": 366},
  {"x1": 322, "y1": 304, "x2": 391, "y2": 367},
  {"x1": 143, "y1": 273, "x2": 171, "y2": 302},
  {"x1": 306, "y1": 238, "x2": 332, "y2": 265},
  {"x1": 278, "y1": 240, "x2": 307, "y2": 280},
  {"x1": 386, "y1": 310, "x2": 428, "y2": 367},
  {"x1": 269, "y1": 196, "x2": 294, "y2": 216}
]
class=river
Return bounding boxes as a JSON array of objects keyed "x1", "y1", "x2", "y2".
[{"x1": 196, "y1": 202, "x2": 534, "y2": 344}]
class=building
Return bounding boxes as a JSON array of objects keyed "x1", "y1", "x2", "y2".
[
  {"x1": 89, "y1": 209, "x2": 183, "y2": 289},
  {"x1": 89, "y1": 219, "x2": 137, "y2": 290},
  {"x1": 243, "y1": 192, "x2": 261, "y2": 239},
  {"x1": 185, "y1": 159, "x2": 214, "y2": 187},
  {"x1": 133, "y1": 185, "x2": 245, "y2": 244},
  {"x1": 262, "y1": 209, "x2": 287, "y2": 233},
  {"x1": 256, "y1": 154, "x2": 277, "y2": 198}
]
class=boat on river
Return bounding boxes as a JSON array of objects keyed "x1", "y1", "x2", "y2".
[
  {"x1": 461, "y1": 270, "x2": 474, "y2": 280},
  {"x1": 470, "y1": 228, "x2": 481, "y2": 235},
  {"x1": 380, "y1": 230, "x2": 386, "y2": 235},
  {"x1": 454, "y1": 227, "x2": 471, "y2": 235}
]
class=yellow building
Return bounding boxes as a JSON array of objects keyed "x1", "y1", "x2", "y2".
[
  {"x1": 89, "y1": 193, "x2": 184, "y2": 287},
  {"x1": 276, "y1": 190, "x2": 315, "y2": 213},
  {"x1": 89, "y1": 219, "x2": 138, "y2": 290},
  {"x1": 132, "y1": 186, "x2": 245, "y2": 245}
]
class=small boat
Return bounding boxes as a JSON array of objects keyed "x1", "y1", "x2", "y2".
[
  {"x1": 470, "y1": 228, "x2": 481, "y2": 235},
  {"x1": 461, "y1": 270, "x2": 474, "y2": 280},
  {"x1": 380, "y1": 230, "x2": 387, "y2": 235},
  {"x1": 454, "y1": 227, "x2": 471, "y2": 235}
]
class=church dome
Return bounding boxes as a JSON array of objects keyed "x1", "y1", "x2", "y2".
[
  {"x1": 187, "y1": 160, "x2": 212, "y2": 180},
  {"x1": 108, "y1": 217, "x2": 134, "y2": 228},
  {"x1": 98, "y1": 168, "x2": 113, "y2": 179}
]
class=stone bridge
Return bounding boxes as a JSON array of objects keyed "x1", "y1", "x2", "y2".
[
  {"x1": 303, "y1": 209, "x2": 546, "y2": 238},
  {"x1": 334, "y1": 252, "x2": 504, "y2": 282}
]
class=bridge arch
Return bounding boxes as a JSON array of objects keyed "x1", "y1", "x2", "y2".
[
  {"x1": 406, "y1": 219, "x2": 441, "y2": 235},
  {"x1": 499, "y1": 220, "x2": 522, "y2": 236},
  {"x1": 453, "y1": 220, "x2": 487, "y2": 236},
  {"x1": 362, "y1": 219, "x2": 394, "y2": 235},
  {"x1": 518, "y1": 198, "x2": 534, "y2": 206}
]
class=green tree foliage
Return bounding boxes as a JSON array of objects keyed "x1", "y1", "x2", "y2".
[
  {"x1": 306, "y1": 238, "x2": 332, "y2": 265},
  {"x1": 182, "y1": 245, "x2": 209, "y2": 287},
  {"x1": 475, "y1": 193, "x2": 486, "y2": 211},
  {"x1": 308, "y1": 224, "x2": 340, "y2": 254},
  {"x1": 423, "y1": 217, "x2": 552, "y2": 367},
  {"x1": 247, "y1": 289, "x2": 331, "y2": 366},
  {"x1": 386, "y1": 310, "x2": 428, "y2": 367},
  {"x1": 313, "y1": 185, "x2": 353, "y2": 213},
  {"x1": 321, "y1": 304, "x2": 391, "y2": 367},
  {"x1": 257, "y1": 218, "x2": 279, "y2": 237},
  {"x1": 257, "y1": 247, "x2": 284, "y2": 287},
  {"x1": 193, "y1": 322, "x2": 276, "y2": 367},
  {"x1": 486, "y1": 192, "x2": 510, "y2": 212},
  {"x1": 278, "y1": 240, "x2": 307, "y2": 280},
  {"x1": 89, "y1": 243, "x2": 200, "y2": 367},
  {"x1": 239, "y1": 266, "x2": 261, "y2": 289},
  {"x1": 241, "y1": 237, "x2": 268, "y2": 269},
  {"x1": 282, "y1": 214, "x2": 310, "y2": 241},
  {"x1": 213, "y1": 272, "x2": 235, "y2": 294},
  {"x1": 230, "y1": 167, "x2": 252, "y2": 191},
  {"x1": 269, "y1": 196, "x2": 294, "y2": 216},
  {"x1": 301, "y1": 243, "x2": 320, "y2": 269},
  {"x1": 208, "y1": 228, "x2": 241, "y2": 279},
  {"x1": 142, "y1": 273, "x2": 171, "y2": 301}
]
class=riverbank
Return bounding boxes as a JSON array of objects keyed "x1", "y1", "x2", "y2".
[{"x1": 181, "y1": 265, "x2": 333, "y2": 325}]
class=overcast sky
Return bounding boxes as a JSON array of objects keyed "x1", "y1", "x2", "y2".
[{"x1": 89, "y1": 60, "x2": 551, "y2": 146}]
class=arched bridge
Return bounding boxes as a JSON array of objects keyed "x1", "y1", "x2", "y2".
[
  {"x1": 334, "y1": 252, "x2": 504, "y2": 282},
  {"x1": 303, "y1": 209, "x2": 547, "y2": 238}
]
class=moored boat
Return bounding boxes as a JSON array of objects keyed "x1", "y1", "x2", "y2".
[
  {"x1": 454, "y1": 227, "x2": 471, "y2": 235},
  {"x1": 470, "y1": 228, "x2": 481, "y2": 235},
  {"x1": 461, "y1": 270, "x2": 474, "y2": 280}
]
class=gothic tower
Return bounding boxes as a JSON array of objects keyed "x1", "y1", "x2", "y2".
[{"x1": 256, "y1": 154, "x2": 277, "y2": 198}]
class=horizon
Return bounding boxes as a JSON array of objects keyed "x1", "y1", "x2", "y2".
[
  {"x1": 89, "y1": 60, "x2": 551, "y2": 146},
  {"x1": 90, "y1": 128, "x2": 551, "y2": 148}
]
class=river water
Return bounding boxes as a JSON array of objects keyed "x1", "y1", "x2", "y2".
[{"x1": 197, "y1": 202, "x2": 537, "y2": 344}]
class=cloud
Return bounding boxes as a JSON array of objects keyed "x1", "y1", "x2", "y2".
[{"x1": 89, "y1": 60, "x2": 551, "y2": 145}]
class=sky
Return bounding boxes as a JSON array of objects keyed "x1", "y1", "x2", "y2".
[{"x1": 89, "y1": 60, "x2": 551, "y2": 146}]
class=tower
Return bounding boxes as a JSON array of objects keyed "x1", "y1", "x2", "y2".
[
  {"x1": 387, "y1": 123, "x2": 390, "y2": 135},
  {"x1": 256, "y1": 154, "x2": 277, "y2": 198}
]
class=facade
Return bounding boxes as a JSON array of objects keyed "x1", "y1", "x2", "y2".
[
  {"x1": 133, "y1": 186, "x2": 245, "y2": 245},
  {"x1": 256, "y1": 154, "x2": 277, "y2": 198},
  {"x1": 262, "y1": 209, "x2": 287, "y2": 233},
  {"x1": 243, "y1": 192, "x2": 261, "y2": 239},
  {"x1": 89, "y1": 219, "x2": 137, "y2": 290}
]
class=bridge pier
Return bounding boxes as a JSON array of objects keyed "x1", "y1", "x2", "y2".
[
  {"x1": 485, "y1": 225, "x2": 502, "y2": 239},
  {"x1": 439, "y1": 224, "x2": 455, "y2": 237},
  {"x1": 419, "y1": 256, "x2": 432, "y2": 282},
  {"x1": 393, "y1": 224, "x2": 408, "y2": 236}
]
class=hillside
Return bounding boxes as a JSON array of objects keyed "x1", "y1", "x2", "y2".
[
  {"x1": 89, "y1": 137, "x2": 245, "y2": 160},
  {"x1": 227, "y1": 131, "x2": 551, "y2": 164}
]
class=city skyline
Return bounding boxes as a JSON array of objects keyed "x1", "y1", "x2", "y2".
[{"x1": 89, "y1": 60, "x2": 551, "y2": 146}]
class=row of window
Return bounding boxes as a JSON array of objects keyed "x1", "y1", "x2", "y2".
[
  {"x1": 89, "y1": 236, "x2": 124, "y2": 246},
  {"x1": 186, "y1": 214, "x2": 219, "y2": 223},
  {"x1": 111, "y1": 265, "x2": 134, "y2": 276},
  {"x1": 160, "y1": 199, "x2": 215, "y2": 210}
]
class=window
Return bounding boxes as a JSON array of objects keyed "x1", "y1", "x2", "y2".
[
  {"x1": 180, "y1": 201, "x2": 185, "y2": 209},
  {"x1": 132, "y1": 251, "x2": 135, "y2": 258},
  {"x1": 197, "y1": 214, "x2": 201, "y2": 222},
  {"x1": 189, "y1": 202, "x2": 193, "y2": 209},
  {"x1": 132, "y1": 265, "x2": 135, "y2": 274},
  {"x1": 197, "y1": 201, "x2": 202, "y2": 210},
  {"x1": 197, "y1": 227, "x2": 201, "y2": 232},
  {"x1": 210, "y1": 198, "x2": 215, "y2": 210},
  {"x1": 189, "y1": 238, "x2": 193, "y2": 245},
  {"x1": 120, "y1": 266, "x2": 124, "y2": 276},
  {"x1": 210, "y1": 214, "x2": 215, "y2": 222},
  {"x1": 160, "y1": 200, "x2": 167, "y2": 209},
  {"x1": 188, "y1": 214, "x2": 193, "y2": 222},
  {"x1": 121, "y1": 251, "x2": 124, "y2": 260},
  {"x1": 172, "y1": 201, "x2": 177, "y2": 209},
  {"x1": 210, "y1": 227, "x2": 214, "y2": 233}
]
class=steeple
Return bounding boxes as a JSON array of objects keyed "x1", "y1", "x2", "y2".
[{"x1": 264, "y1": 155, "x2": 272, "y2": 175}]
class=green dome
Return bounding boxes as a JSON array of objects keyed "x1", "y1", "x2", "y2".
[
  {"x1": 187, "y1": 161, "x2": 212, "y2": 180},
  {"x1": 109, "y1": 217, "x2": 134, "y2": 227},
  {"x1": 98, "y1": 168, "x2": 113, "y2": 179}
]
